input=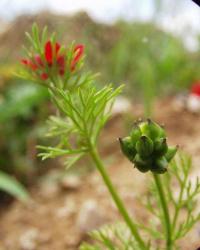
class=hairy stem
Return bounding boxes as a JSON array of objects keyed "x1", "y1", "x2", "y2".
[
  {"x1": 90, "y1": 147, "x2": 147, "y2": 250},
  {"x1": 153, "y1": 173, "x2": 172, "y2": 250}
]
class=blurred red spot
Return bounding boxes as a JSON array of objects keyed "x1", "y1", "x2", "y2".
[
  {"x1": 41, "y1": 73, "x2": 48, "y2": 80},
  {"x1": 191, "y1": 82, "x2": 200, "y2": 97},
  {"x1": 35, "y1": 55, "x2": 44, "y2": 67},
  {"x1": 45, "y1": 40, "x2": 53, "y2": 65},
  {"x1": 71, "y1": 44, "x2": 84, "y2": 71}
]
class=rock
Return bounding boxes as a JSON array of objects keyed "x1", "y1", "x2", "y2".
[
  {"x1": 19, "y1": 228, "x2": 39, "y2": 250},
  {"x1": 56, "y1": 199, "x2": 76, "y2": 218},
  {"x1": 173, "y1": 93, "x2": 187, "y2": 111},
  {"x1": 77, "y1": 199, "x2": 106, "y2": 234},
  {"x1": 39, "y1": 181, "x2": 60, "y2": 199},
  {"x1": 60, "y1": 175, "x2": 82, "y2": 190},
  {"x1": 38, "y1": 232, "x2": 51, "y2": 244},
  {"x1": 111, "y1": 97, "x2": 131, "y2": 115},
  {"x1": 187, "y1": 94, "x2": 200, "y2": 113}
]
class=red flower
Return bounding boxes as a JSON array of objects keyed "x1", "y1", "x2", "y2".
[
  {"x1": 191, "y1": 82, "x2": 200, "y2": 97},
  {"x1": 55, "y1": 42, "x2": 61, "y2": 55},
  {"x1": 45, "y1": 41, "x2": 53, "y2": 65},
  {"x1": 21, "y1": 40, "x2": 84, "y2": 81},
  {"x1": 45, "y1": 41, "x2": 61, "y2": 65},
  {"x1": 71, "y1": 44, "x2": 84, "y2": 71},
  {"x1": 21, "y1": 59, "x2": 38, "y2": 71}
]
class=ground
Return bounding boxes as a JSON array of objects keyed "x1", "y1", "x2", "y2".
[{"x1": 1, "y1": 98, "x2": 200, "y2": 250}]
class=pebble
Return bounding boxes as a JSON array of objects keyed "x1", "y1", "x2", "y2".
[
  {"x1": 39, "y1": 182, "x2": 60, "y2": 199},
  {"x1": 187, "y1": 94, "x2": 200, "y2": 113},
  {"x1": 60, "y1": 175, "x2": 82, "y2": 190},
  {"x1": 19, "y1": 228, "x2": 39, "y2": 250},
  {"x1": 56, "y1": 199, "x2": 76, "y2": 218},
  {"x1": 77, "y1": 199, "x2": 106, "y2": 234},
  {"x1": 111, "y1": 97, "x2": 131, "y2": 115}
]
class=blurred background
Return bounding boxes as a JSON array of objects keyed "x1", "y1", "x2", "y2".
[{"x1": 0, "y1": 1, "x2": 200, "y2": 249}]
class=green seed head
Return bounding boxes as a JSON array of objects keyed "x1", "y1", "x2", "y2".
[
  {"x1": 130, "y1": 124, "x2": 142, "y2": 146},
  {"x1": 119, "y1": 119, "x2": 178, "y2": 174},
  {"x1": 165, "y1": 146, "x2": 178, "y2": 162},
  {"x1": 136, "y1": 135, "x2": 154, "y2": 159},
  {"x1": 139, "y1": 119, "x2": 165, "y2": 140},
  {"x1": 133, "y1": 154, "x2": 151, "y2": 173},
  {"x1": 154, "y1": 138, "x2": 168, "y2": 157},
  {"x1": 119, "y1": 137, "x2": 136, "y2": 162},
  {"x1": 152, "y1": 156, "x2": 168, "y2": 174}
]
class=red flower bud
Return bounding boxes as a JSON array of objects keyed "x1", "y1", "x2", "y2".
[
  {"x1": 57, "y1": 55, "x2": 65, "y2": 68},
  {"x1": 55, "y1": 42, "x2": 61, "y2": 56},
  {"x1": 41, "y1": 72, "x2": 48, "y2": 80},
  {"x1": 29, "y1": 62, "x2": 38, "y2": 71},
  {"x1": 45, "y1": 40, "x2": 53, "y2": 65},
  {"x1": 35, "y1": 55, "x2": 44, "y2": 67},
  {"x1": 21, "y1": 59, "x2": 29, "y2": 65},
  {"x1": 59, "y1": 69, "x2": 65, "y2": 76},
  {"x1": 21, "y1": 59, "x2": 37, "y2": 70},
  {"x1": 71, "y1": 44, "x2": 84, "y2": 71}
]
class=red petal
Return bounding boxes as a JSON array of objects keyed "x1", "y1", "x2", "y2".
[
  {"x1": 29, "y1": 61, "x2": 38, "y2": 71},
  {"x1": 41, "y1": 72, "x2": 48, "y2": 80},
  {"x1": 59, "y1": 68, "x2": 65, "y2": 76},
  {"x1": 70, "y1": 44, "x2": 84, "y2": 71},
  {"x1": 45, "y1": 41, "x2": 53, "y2": 65},
  {"x1": 21, "y1": 58, "x2": 38, "y2": 70},
  {"x1": 35, "y1": 55, "x2": 44, "y2": 67},
  {"x1": 55, "y1": 42, "x2": 61, "y2": 56},
  {"x1": 21, "y1": 59, "x2": 29, "y2": 65},
  {"x1": 57, "y1": 55, "x2": 65, "y2": 68},
  {"x1": 74, "y1": 44, "x2": 84, "y2": 62}
]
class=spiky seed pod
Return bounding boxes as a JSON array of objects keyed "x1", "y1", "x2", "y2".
[
  {"x1": 130, "y1": 125, "x2": 141, "y2": 146},
  {"x1": 153, "y1": 156, "x2": 168, "y2": 174},
  {"x1": 119, "y1": 119, "x2": 178, "y2": 174},
  {"x1": 133, "y1": 154, "x2": 151, "y2": 173},
  {"x1": 119, "y1": 137, "x2": 136, "y2": 162},
  {"x1": 165, "y1": 146, "x2": 178, "y2": 162},
  {"x1": 136, "y1": 136, "x2": 154, "y2": 159},
  {"x1": 154, "y1": 138, "x2": 168, "y2": 157},
  {"x1": 139, "y1": 119, "x2": 165, "y2": 140}
]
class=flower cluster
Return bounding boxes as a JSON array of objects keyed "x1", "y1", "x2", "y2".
[
  {"x1": 119, "y1": 119, "x2": 178, "y2": 174},
  {"x1": 21, "y1": 40, "x2": 84, "y2": 81}
]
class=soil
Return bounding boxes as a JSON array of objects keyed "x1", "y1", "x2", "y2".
[{"x1": 1, "y1": 98, "x2": 200, "y2": 250}]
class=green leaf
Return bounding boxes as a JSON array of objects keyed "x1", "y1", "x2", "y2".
[
  {"x1": 80, "y1": 244, "x2": 101, "y2": 250},
  {"x1": 0, "y1": 171, "x2": 29, "y2": 202},
  {"x1": 0, "y1": 83, "x2": 48, "y2": 122},
  {"x1": 64, "y1": 152, "x2": 85, "y2": 170},
  {"x1": 32, "y1": 23, "x2": 40, "y2": 51},
  {"x1": 41, "y1": 26, "x2": 48, "y2": 46},
  {"x1": 80, "y1": 223, "x2": 140, "y2": 250}
]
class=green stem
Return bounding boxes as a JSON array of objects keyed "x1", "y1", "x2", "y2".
[
  {"x1": 90, "y1": 147, "x2": 147, "y2": 250},
  {"x1": 171, "y1": 173, "x2": 187, "y2": 234},
  {"x1": 153, "y1": 173, "x2": 172, "y2": 250}
]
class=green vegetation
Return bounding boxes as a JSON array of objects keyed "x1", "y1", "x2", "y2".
[
  {"x1": 80, "y1": 153, "x2": 200, "y2": 249},
  {"x1": 0, "y1": 170, "x2": 29, "y2": 201},
  {"x1": 106, "y1": 22, "x2": 200, "y2": 115}
]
